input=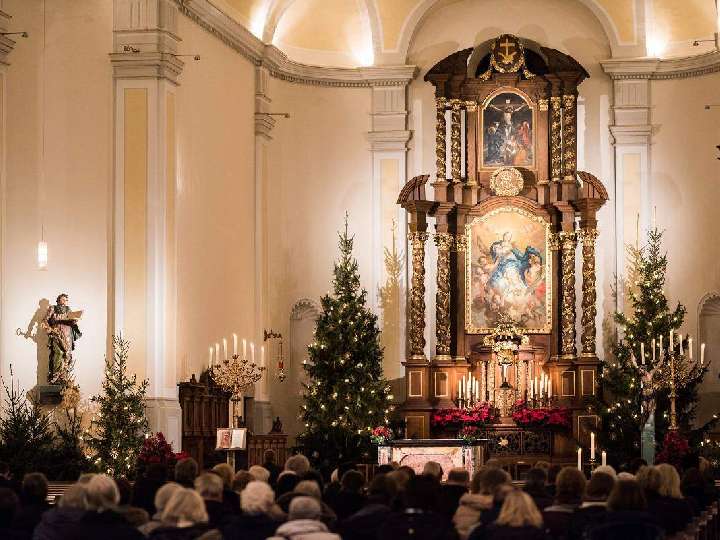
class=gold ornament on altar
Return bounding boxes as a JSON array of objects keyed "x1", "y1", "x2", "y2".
[
  {"x1": 211, "y1": 354, "x2": 265, "y2": 402},
  {"x1": 483, "y1": 314, "x2": 530, "y2": 353},
  {"x1": 479, "y1": 34, "x2": 535, "y2": 81},
  {"x1": 490, "y1": 167, "x2": 524, "y2": 196}
]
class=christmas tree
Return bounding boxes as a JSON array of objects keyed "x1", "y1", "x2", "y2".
[
  {"x1": 86, "y1": 335, "x2": 149, "y2": 477},
  {"x1": 297, "y1": 217, "x2": 393, "y2": 465},
  {"x1": 597, "y1": 228, "x2": 715, "y2": 464}
]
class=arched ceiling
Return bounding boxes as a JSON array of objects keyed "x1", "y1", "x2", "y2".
[{"x1": 215, "y1": 0, "x2": 719, "y2": 67}]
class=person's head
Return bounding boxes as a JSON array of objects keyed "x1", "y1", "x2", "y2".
[
  {"x1": 114, "y1": 477, "x2": 132, "y2": 506},
  {"x1": 153, "y1": 483, "x2": 182, "y2": 517},
  {"x1": 263, "y1": 449, "x2": 276, "y2": 465},
  {"x1": 376, "y1": 464, "x2": 394, "y2": 475},
  {"x1": 77, "y1": 473, "x2": 95, "y2": 484},
  {"x1": 555, "y1": 467, "x2": 586, "y2": 505},
  {"x1": 547, "y1": 464, "x2": 562, "y2": 484},
  {"x1": 617, "y1": 472, "x2": 635, "y2": 480},
  {"x1": 296, "y1": 480, "x2": 322, "y2": 500},
  {"x1": 593, "y1": 465, "x2": 617, "y2": 479},
  {"x1": 524, "y1": 468, "x2": 547, "y2": 494},
  {"x1": 386, "y1": 469, "x2": 411, "y2": 492},
  {"x1": 681, "y1": 467, "x2": 704, "y2": 495},
  {"x1": 404, "y1": 474, "x2": 439, "y2": 511},
  {"x1": 447, "y1": 468, "x2": 469, "y2": 487},
  {"x1": 607, "y1": 479, "x2": 647, "y2": 512},
  {"x1": 341, "y1": 470, "x2": 365, "y2": 493},
  {"x1": 59, "y1": 483, "x2": 88, "y2": 510},
  {"x1": 161, "y1": 488, "x2": 208, "y2": 526},
  {"x1": 475, "y1": 466, "x2": 511, "y2": 496},
  {"x1": 57, "y1": 293, "x2": 69, "y2": 306},
  {"x1": 496, "y1": 490, "x2": 543, "y2": 528},
  {"x1": 288, "y1": 496, "x2": 322, "y2": 521},
  {"x1": 284, "y1": 454, "x2": 311, "y2": 475},
  {"x1": 232, "y1": 470, "x2": 254, "y2": 493},
  {"x1": 301, "y1": 469, "x2": 324, "y2": 489},
  {"x1": 21, "y1": 472, "x2": 48, "y2": 505},
  {"x1": 174, "y1": 458, "x2": 199, "y2": 487},
  {"x1": 636, "y1": 465, "x2": 662, "y2": 497},
  {"x1": 656, "y1": 463, "x2": 682, "y2": 499},
  {"x1": 212, "y1": 463, "x2": 234, "y2": 490},
  {"x1": 533, "y1": 460, "x2": 550, "y2": 472},
  {"x1": 194, "y1": 472, "x2": 223, "y2": 502},
  {"x1": 397, "y1": 466, "x2": 416, "y2": 479},
  {"x1": 241, "y1": 481, "x2": 275, "y2": 515},
  {"x1": 0, "y1": 462, "x2": 10, "y2": 480},
  {"x1": 275, "y1": 471, "x2": 300, "y2": 497},
  {"x1": 248, "y1": 465, "x2": 270, "y2": 483},
  {"x1": 628, "y1": 458, "x2": 648, "y2": 475},
  {"x1": 368, "y1": 474, "x2": 398, "y2": 506},
  {"x1": 145, "y1": 462, "x2": 167, "y2": 482},
  {"x1": 86, "y1": 474, "x2": 120, "y2": 511},
  {"x1": 0, "y1": 488, "x2": 18, "y2": 527},
  {"x1": 422, "y1": 461, "x2": 443, "y2": 481},
  {"x1": 584, "y1": 472, "x2": 615, "y2": 502},
  {"x1": 484, "y1": 458, "x2": 502, "y2": 469}
]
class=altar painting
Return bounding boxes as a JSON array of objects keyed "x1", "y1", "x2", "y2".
[
  {"x1": 481, "y1": 91, "x2": 534, "y2": 168},
  {"x1": 466, "y1": 207, "x2": 551, "y2": 333}
]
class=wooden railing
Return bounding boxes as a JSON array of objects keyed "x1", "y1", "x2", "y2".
[{"x1": 247, "y1": 434, "x2": 288, "y2": 467}]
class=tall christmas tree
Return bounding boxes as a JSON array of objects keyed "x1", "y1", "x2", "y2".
[
  {"x1": 297, "y1": 217, "x2": 392, "y2": 465},
  {"x1": 597, "y1": 228, "x2": 714, "y2": 464},
  {"x1": 86, "y1": 335, "x2": 149, "y2": 477}
]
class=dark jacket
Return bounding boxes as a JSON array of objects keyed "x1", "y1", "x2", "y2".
[
  {"x1": 131, "y1": 476, "x2": 166, "y2": 515},
  {"x1": 471, "y1": 524, "x2": 549, "y2": 540},
  {"x1": 567, "y1": 504, "x2": 606, "y2": 540},
  {"x1": 523, "y1": 487, "x2": 553, "y2": 511},
  {"x1": 204, "y1": 500, "x2": 229, "y2": 529},
  {"x1": 222, "y1": 489, "x2": 240, "y2": 514},
  {"x1": 222, "y1": 512, "x2": 282, "y2": 540},
  {"x1": 78, "y1": 509, "x2": 145, "y2": 540},
  {"x1": 645, "y1": 493, "x2": 693, "y2": 534},
  {"x1": 436, "y1": 485, "x2": 468, "y2": 522},
  {"x1": 542, "y1": 503, "x2": 578, "y2": 540},
  {"x1": 329, "y1": 490, "x2": 367, "y2": 522},
  {"x1": 587, "y1": 510, "x2": 663, "y2": 540},
  {"x1": 148, "y1": 524, "x2": 213, "y2": 540},
  {"x1": 339, "y1": 503, "x2": 392, "y2": 540},
  {"x1": 378, "y1": 509, "x2": 459, "y2": 540},
  {"x1": 32, "y1": 507, "x2": 86, "y2": 540},
  {"x1": 12, "y1": 502, "x2": 50, "y2": 536}
]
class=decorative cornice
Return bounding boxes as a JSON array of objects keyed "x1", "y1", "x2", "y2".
[
  {"x1": 366, "y1": 130, "x2": 412, "y2": 151},
  {"x1": 173, "y1": 0, "x2": 417, "y2": 87},
  {"x1": 601, "y1": 50, "x2": 720, "y2": 80},
  {"x1": 110, "y1": 52, "x2": 184, "y2": 83}
]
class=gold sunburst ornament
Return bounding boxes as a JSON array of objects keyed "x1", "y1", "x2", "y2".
[{"x1": 490, "y1": 167, "x2": 524, "y2": 196}]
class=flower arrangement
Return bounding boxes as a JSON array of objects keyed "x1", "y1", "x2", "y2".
[
  {"x1": 511, "y1": 400, "x2": 571, "y2": 430},
  {"x1": 431, "y1": 403, "x2": 500, "y2": 430},
  {"x1": 137, "y1": 432, "x2": 189, "y2": 472},
  {"x1": 656, "y1": 431, "x2": 689, "y2": 469},
  {"x1": 457, "y1": 425, "x2": 482, "y2": 444},
  {"x1": 370, "y1": 426, "x2": 393, "y2": 445}
]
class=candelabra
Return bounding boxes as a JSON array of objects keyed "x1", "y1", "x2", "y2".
[
  {"x1": 211, "y1": 353, "x2": 265, "y2": 427},
  {"x1": 650, "y1": 350, "x2": 697, "y2": 431}
]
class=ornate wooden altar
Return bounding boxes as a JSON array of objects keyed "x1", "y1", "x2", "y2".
[{"x1": 397, "y1": 34, "x2": 608, "y2": 464}]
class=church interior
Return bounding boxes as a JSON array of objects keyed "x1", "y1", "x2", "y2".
[{"x1": 1, "y1": 0, "x2": 720, "y2": 537}]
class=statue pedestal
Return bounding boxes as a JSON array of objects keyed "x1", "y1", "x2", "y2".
[{"x1": 34, "y1": 385, "x2": 62, "y2": 406}]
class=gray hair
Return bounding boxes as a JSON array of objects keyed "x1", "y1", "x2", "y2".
[
  {"x1": 248, "y1": 465, "x2": 271, "y2": 483},
  {"x1": 295, "y1": 480, "x2": 322, "y2": 500},
  {"x1": 422, "y1": 461, "x2": 443, "y2": 480},
  {"x1": 86, "y1": 474, "x2": 120, "y2": 511},
  {"x1": 194, "y1": 473, "x2": 224, "y2": 501},
  {"x1": 594, "y1": 465, "x2": 617, "y2": 479},
  {"x1": 161, "y1": 488, "x2": 208, "y2": 525},
  {"x1": 59, "y1": 484, "x2": 88, "y2": 510},
  {"x1": 240, "y1": 481, "x2": 275, "y2": 514},
  {"x1": 288, "y1": 496, "x2": 322, "y2": 520},
  {"x1": 154, "y1": 482, "x2": 182, "y2": 516},
  {"x1": 285, "y1": 454, "x2": 311, "y2": 475}
]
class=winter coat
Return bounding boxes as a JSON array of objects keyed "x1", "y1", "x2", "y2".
[
  {"x1": 436, "y1": 485, "x2": 468, "y2": 522},
  {"x1": 453, "y1": 493, "x2": 493, "y2": 540},
  {"x1": 471, "y1": 524, "x2": 549, "y2": 540},
  {"x1": 379, "y1": 509, "x2": 459, "y2": 540},
  {"x1": 32, "y1": 507, "x2": 85, "y2": 540},
  {"x1": 339, "y1": 503, "x2": 392, "y2": 540},
  {"x1": 268, "y1": 518, "x2": 341, "y2": 540},
  {"x1": 221, "y1": 512, "x2": 283, "y2": 540},
  {"x1": 148, "y1": 524, "x2": 214, "y2": 540},
  {"x1": 77, "y1": 509, "x2": 146, "y2": 540}
]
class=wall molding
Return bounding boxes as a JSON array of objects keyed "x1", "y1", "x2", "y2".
[
  {"x1": 174, "y1": 0, "x2": 416, "y2": 87},
  {"x1": 602, "y1": 50, "x2": 720, "y2": 80}
]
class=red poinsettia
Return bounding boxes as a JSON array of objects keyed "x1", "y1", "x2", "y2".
[
  {"x1": 656, "y1": 431, "x2": 689, "y2": 468},
  {"x1": 370, "y1": 426, "x2": 393, "y2": 444},
  {"x1": 511, "y1": 400, "x2": 571, "y2": 430},
  {"x1": 138, "y1": 432, "x2": 186, "y2": 468},
  {"x1": 431, "y1": 403, "x2": 500, "y2": 429}
]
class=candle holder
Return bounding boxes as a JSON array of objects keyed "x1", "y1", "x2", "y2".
[
  {"x1": 588, "y1": 457, "x2": 597, "y2": 474},
  {"x1": 263, "y1": 329, "x2": 287, "y2": 383},
  {"x1": 211, "y1": 353, "x2": 266, "y2": 427}
]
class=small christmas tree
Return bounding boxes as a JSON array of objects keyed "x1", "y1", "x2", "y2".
[
  {"x1": 86, "y1": 335, "x2": 149, "y2": 476},
  {"x1": 298, "y1": 216, "x2": 392, "y2": 465},
  {"x1": 597, "y1": 228, "x2": 715, "y2": 464}
]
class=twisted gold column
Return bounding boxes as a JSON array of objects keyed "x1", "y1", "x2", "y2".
[
  {"x1": 559, "y1": 231, "x2": 577, "y2": 358},
  {"x1": 436, "y1": 97, "x2": 447, "y2": 183},
  {"x1": 434, "y1": 232, "x2": 454, "y2": 359},
  {"x1": 408, "y1": 231, "x2": 428, "y2": 359},
  {"x1": 580, "y1": 229, "x2": 599, "y2": 357},
  {"x1": 450, "y1": 100, "x2": 462, "y2": 183},
  {"x1": 562, "y1": 94, "x2": 577, "y2": 181},
  {"x1": 550, "y1": 96, "x2": 562, "y2": 182}
]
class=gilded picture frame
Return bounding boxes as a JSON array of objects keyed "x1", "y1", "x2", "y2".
[
  {"x1": 465, "y1": 206, "x2": 552, "y2": 334},
  {"x1": 480, "y1": 88, "x2": 536, "y2": 170}
]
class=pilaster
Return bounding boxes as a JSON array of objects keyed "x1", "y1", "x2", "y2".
[{"x1": 111, "y1": 0, "x2": 183, "y2": 448}]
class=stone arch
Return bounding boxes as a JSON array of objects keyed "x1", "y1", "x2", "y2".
[{"x1": 697, "y1": 292, "x2": 720, "y2": 426}]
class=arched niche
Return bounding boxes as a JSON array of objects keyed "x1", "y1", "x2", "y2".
[{"x1": 697, "y1": 293, "x2": 720, "y2": 427}]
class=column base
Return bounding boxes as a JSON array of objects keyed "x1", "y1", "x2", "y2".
[
  {"x1": 145, "y1": 397, "x2": 183, "y2": 451},
  {"x1": 253, "y1": 400, "x2": 273, "y2": 435}
]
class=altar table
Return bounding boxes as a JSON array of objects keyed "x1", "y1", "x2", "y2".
[{"x1": 378, "y1": 439, "x2": 486, "y2": 481}]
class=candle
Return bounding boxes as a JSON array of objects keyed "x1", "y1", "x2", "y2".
[
  {"x1": 701, "y1": 343, "x2": 706, "y2": 366},
  {"x1": 601, "y1": 451, "x2": 607, "y2": 466},
  {"x1": 458, "y1": 379, "x2": 462, "y2": 400},
  {"x1": 641, "y1": 342, "x2": 645, "y2": 365},
  {"x1": 474, "y1": 378, "x2": 479, "y2": 400},
  {"x1": 250, "y1": 342, "x2": 255, "y2": 363},
  {"x1": 652, "y1": 338, "x2": 656, "y2": 363},
  {"x1": 652, "y1": 206, "x2": 657, "y2": 229},
  {"x1": 689, "y1": 337, "x2": 693, "y2": 360},
  {"x1": 577, "y1": 447, "x2": 582, "y2": 470},
  {"x1": 659, "y1": 334, "x2": 663, "y2": 351},
  {"x1": 261, "y1": 345, "x2": 265, "y2": 368},
  {"x1": 590, "y1": 432, "x2": 596, "y2": 460},
  {"x1": 669, "y1": 329, "x2": 673, "y2": 349},
  {"x1": 242, "y1": 338, "x2": 247, "y2": 360},
  {"x1": 223, "y1": 338, "x2": 228, "y2": 360},
  {"x1": 215, "y1": 343, "x2": 220, "y2": 363},
  {"x1": 233, "y1": 333, "x2": 238, "y2": 356},
  {"x1": 548, "y1": 378, "x2": 552, "y2": 398},
  {"x1": 209, "y1": 346, "x2": 213, "y2": 367}
]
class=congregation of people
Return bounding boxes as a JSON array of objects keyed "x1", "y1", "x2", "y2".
[{"x1": 0, "y1": 450, "x2": 717, "y2": 540}]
